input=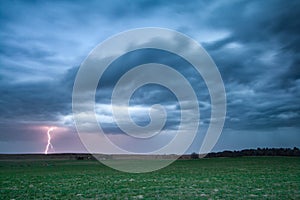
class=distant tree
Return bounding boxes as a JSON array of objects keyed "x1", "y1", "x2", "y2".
[
  {"x1": 76, "y1": 156, "x2": 84, "y2": 160},
  {"x1": 293, "y1": 147, "x2": 300, "y2": 156},
  {"x1": 191, "y1": 152, "x2": 199, "y2": 159}
]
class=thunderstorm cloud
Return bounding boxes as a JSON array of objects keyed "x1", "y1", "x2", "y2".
[{"x1": 0, "y1": 0, "x2": 299, "y2": 153}]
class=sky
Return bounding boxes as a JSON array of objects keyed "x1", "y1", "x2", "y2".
[{"x1": 0, "y1": 0, "x2": 299, "y2": 154}]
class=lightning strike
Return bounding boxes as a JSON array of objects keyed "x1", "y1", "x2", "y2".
[{"x1": 44, "y1": 127, "x2": 56, "y2": 154}]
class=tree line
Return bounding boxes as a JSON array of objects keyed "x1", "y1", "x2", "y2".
[{"x1": 189, "y1": 147, "x2": 300, "y2": 159}]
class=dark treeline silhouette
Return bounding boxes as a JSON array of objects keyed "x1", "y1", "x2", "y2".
[
  {"x1": 0, "y1": 147, "x2": 299, "y2": 160},
  {"x1": 202, "y1": 147, "x2": 300, "y2": 158}
]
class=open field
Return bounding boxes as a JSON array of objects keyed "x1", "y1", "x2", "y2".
[{"x1": 1, "y1": 157, "x2": 299, "y2": 199}]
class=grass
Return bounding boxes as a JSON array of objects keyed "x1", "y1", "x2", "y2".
[{"x1": 0, "y1": 157, "x2": 299, "y2": 199}]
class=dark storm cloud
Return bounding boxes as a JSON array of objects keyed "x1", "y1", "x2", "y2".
[
  {"x1": 0, "y1": 0, "x2": 299, "y2": 152},
  {"x1": 0, "y1": 75, "x2": 71, "y2": 122},
  {"x1": 96, "y1": 48, "x2": 209, "y2": 100},
  {"x1": 184, "y1": 0, "x2": 300, "y2": 130},
  {"x1": 92, "y1": 47, "x2": 211, "y2": 132}
]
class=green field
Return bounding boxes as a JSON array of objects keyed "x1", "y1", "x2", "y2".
[{"x1": 1, "y1": 157, "x2": 299, "y2": 199}]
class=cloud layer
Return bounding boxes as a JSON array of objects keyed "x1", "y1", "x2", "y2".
[{"x1": 0, "y1": 0, "x2": 299, "y2": 153}]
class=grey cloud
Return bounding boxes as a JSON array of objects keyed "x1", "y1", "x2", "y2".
[{"x1": 0, "y1": 0, "x2": 299, "y2": 152}]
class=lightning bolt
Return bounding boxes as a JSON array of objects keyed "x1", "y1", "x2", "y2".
[{"x1": 44, "y1": 127, "x2": 56, "y2": 154}]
